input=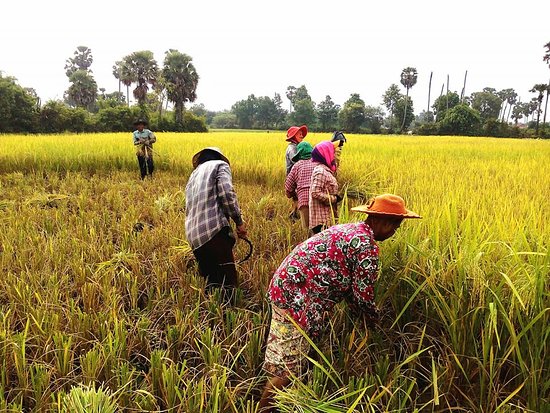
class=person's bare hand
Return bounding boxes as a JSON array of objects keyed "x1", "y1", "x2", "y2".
[{"x1": 236, "y1": 223, "x2": 247, "y2": 239}]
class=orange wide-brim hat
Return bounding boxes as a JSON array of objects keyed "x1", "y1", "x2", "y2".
[
  {"x1": 286, "y1": 125, "x2": 308, "y2": 141},
  {"x1": 351, "y1": 194, "x2": 422, "y2": 219}
]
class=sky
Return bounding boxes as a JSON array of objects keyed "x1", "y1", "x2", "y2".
[{"x1": 2, "y1": 0, "x2": 549, "y2": 114}]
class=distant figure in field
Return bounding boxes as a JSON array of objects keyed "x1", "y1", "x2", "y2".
[
  {"x1": 285, "y1": 141, "x2": 315, "y2": 235},
  {"x1": 285, "y1": 125, "x2": 308, "y2": 220},
  {"x1": 309, "y1": 140, "x2": 341, "y2": 234},
  {"x1": 258, "y1": 194, "x2": 422, "y2": 412},
  {"x1": 132, "y1": 119, "x2": 156, "y2": 180},
  {"x1": 330, "y1": 130, "x2": 347, "y2": 171},
  {"x1": 184, "y1": 147, "x2": 247, "y2": 304}
]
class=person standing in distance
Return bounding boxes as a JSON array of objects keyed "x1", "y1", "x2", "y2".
[{"x1": 133, "y1": 119, "x2": 156, "y2": 180}]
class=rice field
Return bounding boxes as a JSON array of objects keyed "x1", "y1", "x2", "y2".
[{"x1": 0, "y1": 132, "x2": 548, "y2": 412}]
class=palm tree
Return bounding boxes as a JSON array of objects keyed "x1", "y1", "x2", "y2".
[
  {"x1": 120, "y1": 51, "x2": 159, "y2": 108},
  {"x1": 162, "y1": 49, "x2": 199, "y2": 127},
  {"x1": 399, "y1": 67, "x2": 418, "y2": 132},
  {"x1": 530, "y1": 84, "x2": 548, "y2": 136},
  {"x1": 543, "y1": 41, "x2": 550, "y2": 68}
]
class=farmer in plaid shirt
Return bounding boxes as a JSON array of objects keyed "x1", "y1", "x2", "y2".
[
  {"x1": 185, "y1": 147, "x2": 247, "y2": 303},
  {"x1": 285, "y1": 141, "x2": 315, "y2": 235},
  {"x1": 309, "y1": 140, "x2": 341, "y2": 234}
]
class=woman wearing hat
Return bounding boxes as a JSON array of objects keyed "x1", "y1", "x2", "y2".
[
  {"x1": 185, "y1": 147, "x2": 247, "y2": 304},
  {"x1": 308, "y1": 140, "x2": 341, "y2": 234},
  {"x1": 259, "y1": 194, "x2": 421, "y2": 412},
  {"x1": 285, "y1": 125, "x2": 308, "y2": 220},
  {"x1": 285, "y1": 141, "x2": 315, "y2": 235},
  {"x1": 132, "y1": 119, "x2": 156, "y2": 180}
]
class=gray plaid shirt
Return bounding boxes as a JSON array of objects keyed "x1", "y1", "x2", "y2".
[{"x1": 185, "y1": 160, "x2": 243, "y2": 250}]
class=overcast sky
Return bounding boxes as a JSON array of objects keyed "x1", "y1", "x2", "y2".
[{"x1": 2, "y1": 0, "x2": 549, "y2": 113}]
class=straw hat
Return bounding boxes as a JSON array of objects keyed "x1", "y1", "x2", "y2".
[
  {"x1": 192, "y1": 147, "x2": 230, "y2": 169},
  {"x1": 286, "y1": 125, "x2": 308, "y2": 141},
  {"x1": 351, "y1": 194, "x2": 421, "y2": 219},
  {"x1": 133, "y1": 118, "x2": 148, "y2": 126}
]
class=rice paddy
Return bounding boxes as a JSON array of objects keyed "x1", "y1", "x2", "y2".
[{"x1": 0, "y1": 132, "x2": 548, "y2": 412}]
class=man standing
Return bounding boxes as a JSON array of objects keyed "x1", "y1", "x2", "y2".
[
  {"x1": 259, "y1": 194, "x2": 421, "y2": 412},
  {"x1": 132, "y1": 119, "x2": 156, "y2": 180},
  {"x1": 185, "y1": 147, "x2": 247, "y2": 304}
]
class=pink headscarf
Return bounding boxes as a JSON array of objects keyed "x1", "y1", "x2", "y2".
[{"x1": 311, "y1": 141, "x2": 336, "y2": 172}]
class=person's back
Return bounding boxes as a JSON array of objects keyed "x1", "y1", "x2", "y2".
[
  {"x1": 185, "y1": 159, "x2": 232, "y2": 249},
  {"x1": 267, "y1": 222, "x2": 379, "y2": 337}
]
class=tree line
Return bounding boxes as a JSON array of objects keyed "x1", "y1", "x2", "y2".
[{"x1": 1, "y1": 42, "x2": 549, "y2": 137}]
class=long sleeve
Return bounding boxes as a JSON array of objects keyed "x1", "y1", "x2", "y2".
[
  {"x1": 347, "y1": 246, "x2": 380, "y2": 324},
  {"x1": 216, "y1": 163, "x2": 243, "y2": 226},
  {"x1": 310, "y1": 168, "x2": 336, "y2": 205},
  {"x1": 285, "y1": 166, "x2": 298, "y2": 199}
]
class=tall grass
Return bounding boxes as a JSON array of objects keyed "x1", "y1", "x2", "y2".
[{"x1": 0, "y1": 132, "x2": 548, "y2": 411}]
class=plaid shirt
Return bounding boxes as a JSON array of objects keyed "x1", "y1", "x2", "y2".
[
  {"x1": 185, "y1": 160, "x2": 243, "y2": 250},
  {"x1": 309, "y1": 163, "x2": 338, "y2": 229},
  {"x1": 285, "y1": 159, "x2": 316, "y2": 209},
  {"x1": 267, "y1": 222, "x2": 380, "y2": 337}
]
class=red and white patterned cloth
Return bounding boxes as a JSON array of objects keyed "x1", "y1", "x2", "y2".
[
  {"x1": 267, "y1": 222, "x2": 380, "y2": 337},
  {"x1": 308, "y1": 163, "x2": 338, "y2": 229},
  {"x1": 285, "y1": 159, "x2": 316, "y2": 209}
]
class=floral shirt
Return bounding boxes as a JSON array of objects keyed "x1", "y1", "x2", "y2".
[{"x1": 267, "y1": 222, "x2": 380, "y2": 337}]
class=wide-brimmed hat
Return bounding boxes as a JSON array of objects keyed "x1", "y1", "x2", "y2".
[
  {"x1": 192, "y1": 147, "x2": 230, "y2": 169},
  {"x1": 133, "y1": 118, "x2": 148, "y2": 126},
  {"x1": 291, "y1": 141, "x2": 313, "y2": 162},
  {"x1": 351, "y1": 194, "x2": 421, "y2": 219},
  {"x1": 286, "y1": 125, "x2": 308, "y2": 141}
]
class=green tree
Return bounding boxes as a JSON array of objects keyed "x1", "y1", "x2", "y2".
[
  {"x1": 338, "y1": 93, "x2": 366, "y2": 132},
  {"x1": 394, "y1": 96, "x2": 415, "y2": 132},
  {"x1": 112, "y1": 60, "x2": 133, "y2": 106},
  {"x1": 97, "y1": 92, "x2": 126, "y2": 109},
  {"x1": 0, "y1": 74, "x2": 38, "y2": 132},
  {"x1": 272, "y1": 93, "x2": 287, "y2": 129},
  {"x1": 439, "y1": 104, "x2": 482, "y2": 136},
  {"x1": 289, "y1": 98, "x2": 316, "y2": 127},
  {"x1": 316, "y1": 95, "x2": 340, "y2": 131},
  {"x1": 232, "y1": 94, "x2": 257, "y2": 129},
  {"x1": 64, "y1": 46, "x2": 93, "y2": 77},
  {"x1": 120, "y1": 51, "x2": 159, "y2": 108},
  {"x1": 543, "y1": 41, "x2": 550, "y2": 68},
  {"x1": 162, "y1": 49, "x2": 199, "y2": 128},
  {"x1": 65, "y1": 70, "x2": 97, "y2": 110},
  {"x1": 255, "y1": 96, "x2": 278, "y2": 129},
  {"x1": 470, "y1": 88, "x2": 502, "y2": 122},
  {"x1": 529, "y1": 83, "x2": 549, "y2": 136},
  {"x1": 364, "y1": 106, "x2": 385, "y2": 133},
  {"x1": 399, "y1": 67, "x2": 418, "y2": 131},
  {"x1": 39, "y1": 100, "x2": 71, "y2": 133},
  {"x1": 64, "y1": 46, "x2": 97, "y2": 110},
  {"x1": 511, "y1": 103, "x2": 524, "y2": 125},
  {"x1": 382, "y1": 84, "x2": 402, "y2": 132},
  {"x1": 211, "y1": 112, "x2": 238, "y2": 129},
  {"x1": 432, "y1": 91, "x2": 460, "y2": 121}
]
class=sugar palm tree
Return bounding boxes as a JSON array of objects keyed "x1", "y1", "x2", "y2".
[
  {"x1": 120, "y1": 51, "x2": 159, "y2": 108},
  {"x1": 400, "y1": 67, "x2": 418, "y2": 132},
  {"x1": 162, "y1": 49, "x2": 199, "y2": 128},
  {"x1": 529, "y1": 83, "x2": 548, "y2": 136}
]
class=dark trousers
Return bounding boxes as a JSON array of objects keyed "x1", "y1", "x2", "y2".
[
  {"x1": 137, "y1": 155, "x2": 154, "y2": 179},
  {"x1": 193, "y1": 227, "x2": 238, "y2": 303}
]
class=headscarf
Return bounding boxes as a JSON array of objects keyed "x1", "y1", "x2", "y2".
[
  {"x1": 311, "y1": 140, "x2": 337, "y2": 172},
  {"x1": 291, "y1": 141, "x2": 313, "y2": 162}
]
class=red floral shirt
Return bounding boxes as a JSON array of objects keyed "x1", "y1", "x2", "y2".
[{"x1": 267, "y1": 222, "x2": 380, "y2": 337}]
